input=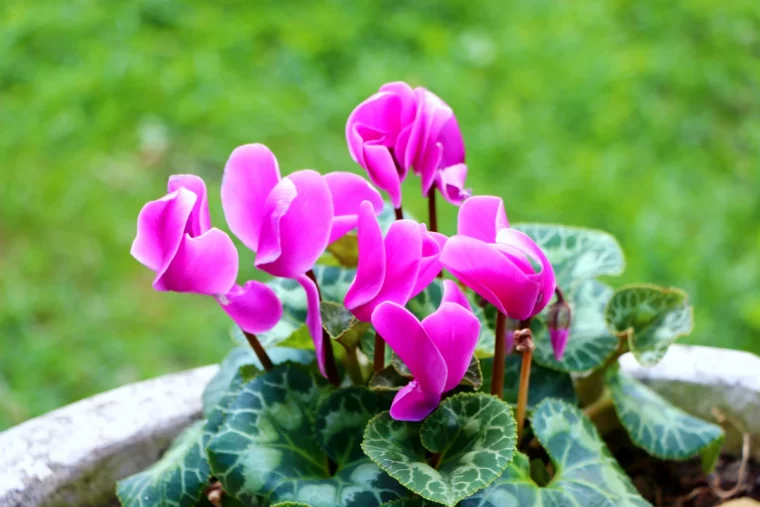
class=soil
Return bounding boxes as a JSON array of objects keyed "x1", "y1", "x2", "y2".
[{"x1": 607, "y1": 429, "x2": 760, "y2": 506}]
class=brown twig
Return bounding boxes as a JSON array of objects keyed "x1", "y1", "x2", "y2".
[
  {"x1": 710, "y1": 408, "x2": 751, "y2": 499},
  {"x1": 394, "y1": 206, "x2": 404, "y2": 220},
  {"x1": 514, "y1": 325, "x2": 534, "y2": 441}
]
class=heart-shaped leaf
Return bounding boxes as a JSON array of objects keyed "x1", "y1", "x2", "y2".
[
  {"x1": 480, "y1": 356, "x2": 577, "y2": 409},
  {"x1": 406, "y1": 280, "x2": 495, "y2": 358},
  {"x1": 512, "y1": 223, "x2": 625, "y2": 290},
  {"x1": 321, "y1": 300, "x2": 371, "y2": 349},
  {"x1": 116, "y1": 421, "x2": 212, "y2": 507},
  {"x1": 379, "y1": 500, "x2": 440, "y2": 506},
  {"x1": 463, "y1": 398, "x2": 650, "y2": 506},
  {"x1": 532, "y1": 279, "x2": 620, "y2": 373},
  {"x1": 202, "y1": 346, "x2": 314, "y2": 416},
  {"x1": 605, "y1": 367, "x2": 724, "y2": 472},
  {"x1": 207, "y1": 365, "x2": 406, "y2": 507},
  {"x1": 362, "y1": 393, "x2": 517, "y2": 506},
  {"x1": 605, "y1": 284, "x2": 693, "y2": 366},
  {"x1": 325, "y1": 234, "x2": 361, "y2": 267}
]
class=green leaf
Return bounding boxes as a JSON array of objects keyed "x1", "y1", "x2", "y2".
[
  {"x1": 379, "y1": 500, "x2": 440, "y2": 507},
  {"x1": 202, "y1": 346, "x2": 314, "y2": 417},
  {"x1": 463, "y1": 399, "x2": 650, "y2": 507},
  {"x1": 370, "y1": 356, "x2": 482, "y2": 393},
  {"x1": 605, "y1": 367, "x2": 724, "y2": 472},
  {"x1": 321, "y1": 300, "x2": 371, "y2": 349},
  {"x1": 325, "y1": 233, "x2": 360, "y2": 267},
  {"x1": 480, "y1": 356, "x2": 577, "y2": 409},
  {"x1": 533, "y1": 279, "x2": 620, "y2": 373},
  {"x1": 512, "y1": 223, "x2": 625, "y2": 290},
  {"x1": 207, "y1": 365, "x2": 406, "y2": 507},
  {"x1": 360, "y1": 328, "x2": 393, "y2": 367},
  {"x1": 605, "y1": 284, "x2": 694, "y2": 366},
  {"x1": 406, "y1": 279, "x2": 495, "y2": 358},
  {"x1": 117, "y1": 421, "x2": 212, "y2": 507},
  {"x1": 362, "y1": 393, "x2": 517, "y2": 506},
  {"x1": 261, "y1": 266, "x2": 357, "y2": 347},
  {"x1": 369, "y1": 365, "x2": 411, "y2": 392}
]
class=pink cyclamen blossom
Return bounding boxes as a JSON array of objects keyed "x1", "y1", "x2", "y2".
[
  {"x1": 131, "y1": 174, "x2": 282, "y2": 334},
  {"x1": 221, "y1": 144, "x2": 384, "y2": 376},
  {"x1": 440, "y1": 196, "x2": 556, "y2": 321},
  {"x1": 344, "y1": 201, "x2": 447, "y2": 322},
  {"x1": 547, "y1": 299, "x2": 572, "y2": 361},
  {"x1": 346, "y1": 81, "x2": 470, "y2": 208},
  {"x1": 371, "y1": 280, "x2": 480, "y2": 421}
]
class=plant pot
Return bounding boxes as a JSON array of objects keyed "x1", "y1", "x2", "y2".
[{"x1": 1, "y1": 345, "x2": 758, "y2": 507}]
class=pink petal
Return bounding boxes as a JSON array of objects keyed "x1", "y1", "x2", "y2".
[
  {"x1": 441, "y1": 279, "x2": 472, "y2": 310},
  {"x1": 440, "y1": 236, "x2": 541, "y2": 321},
  {"x1": 496, "y1": 228, "x2": 557, "y2": 316},
  {"x1": 363, "y1": 143, "x2": 404, "y2": 209},
  {"x1": 221, "y1": 144, "x2": 282, "y2": 252},
  {"x1": 414, "y1": 91, "x2": 453, "y2": 194},
  {"x1": 550, "y1": 328, "x2": 570, "y2": 362},
  {"x1": 378, "y1": 81, "x2": 417, "y2": 124},
  {"x1": 256, "y1": 170, "x2": 333, "y2": 278},
  {"x1": 371, "y1": 302, "x2": 447, "y2": 395},
  {"x1": 390, "y1": 381, "x2": 442, "y2": 422},
  {"x1": 131, "y1": 188, "x2": 196, "y2": 275},
  {"x1": 436, "y1": 163, "x2": 471, "y2": 206},
  {"x1": 422, "y1": 302, "x2": 480, "y2": 392},
  {"x1": 155, "y1": 228, "x2": 238, "y2": 295},
  {"x1": 349, "y1": 219, "x2": 422, "y2": 321},
  {"x1": 218, "y1": 281, "x2": 283, "y2": 334},
  {"x1": 324, "y1": 172, "x2": 384, "y2": 243},
  {"x1": 295, "y1": 273, "x2": 327, "y2": 378},
  {"x1": 456, "y1": 195, "x2": 509, "y2": 243},
  {"x1": 345, "y1": 201, "x2": 386, "y2": 319},
  {"x1": 167, "y1": 174, "x2": 211, "y2": 236},
  {"x1": 437, "y1": 114, "x2": 466, "y2": 168},
  {"x1": 410, "y1": 230, "x2": 447, "y2": 298}
]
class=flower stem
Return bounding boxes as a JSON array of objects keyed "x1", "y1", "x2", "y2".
[
  {"x1": 305, "y1": 269, "x2": 341, "y2": 387},
  {"x1": 427, "y1": 187, "x2": 438, "y2": 233},
  {"x1": 243, "y1": 331, "x2": 274, "y2": 371},
  {"x1": 555, "y1": 286, "x2": 566, "y2": 304},
  {"x1": 515, "y1": 343, "x2": 533, "y2": 441},
  {"x1": 490, "y1": 311, "x2": 508, "y2": 398},
  {"x1": 343, "y1": 345, "x2": 364, "y2": 385},
  {"x1": 514, "y1": 320, "x2": 534, "y2": 441},
  {"x1": 394, "y1": 206, "x2": 404, "y2": 220},
  {"x1": 373, "y1": 332, "x2": 386, "y2": 372}
]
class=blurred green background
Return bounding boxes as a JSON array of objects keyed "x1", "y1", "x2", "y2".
[{"x1": 1, "y1": 0, "x2": 759, "y2": 429}]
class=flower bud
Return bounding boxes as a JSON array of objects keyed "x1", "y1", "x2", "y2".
[{"x1": 548, "y1": 300, "x2": 572, "y2": 361}]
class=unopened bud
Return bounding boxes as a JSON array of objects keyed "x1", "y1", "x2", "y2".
[{"x1": 548, "y1": 300, "x2": 572, "y2": 361}]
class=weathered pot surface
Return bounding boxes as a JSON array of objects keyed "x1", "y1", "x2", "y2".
[{"x1": 1, "y1": 345, "x2": 758, "y2": 507}]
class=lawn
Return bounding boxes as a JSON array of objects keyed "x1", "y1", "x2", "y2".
[{"x1": 1, "y1": 0, "x2": 759, "y2": 429}]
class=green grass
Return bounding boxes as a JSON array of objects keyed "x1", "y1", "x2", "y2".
[{"x1": 1, "y1": 0, "x2": 759, "y2": 429}]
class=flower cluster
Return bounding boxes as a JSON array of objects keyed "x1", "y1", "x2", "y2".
[{"x1": 131, "y1": 81, "x2": 558, "y2": 422}]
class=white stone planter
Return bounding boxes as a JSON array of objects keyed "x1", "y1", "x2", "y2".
[{"x1": 1, "y1": 345, "x2": 758, "y2": 507}]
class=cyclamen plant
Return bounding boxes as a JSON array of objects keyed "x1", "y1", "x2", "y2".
[{"x1": 119, "y1": 82, "x2": 724, "y2": 507}]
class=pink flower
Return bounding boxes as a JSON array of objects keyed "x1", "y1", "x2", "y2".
[
  {"x1": 346, "y1": 81, "x2": 469, "y2": 208},
  {"x1": 440, "y1": 196, "x2": 556, "y2": 321},
  {"x1": 371, "y1": 280, "x2": 480, "y2": 421},
  {"x1": 344, "y1": 201, "x2": 447, "y2": 322},
  {"x1": 221, "y1": 144, "x2": 383, "y2": 376},
  {"x1": 131, "y1": 175, "x2": 282, "y2": 334}
]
